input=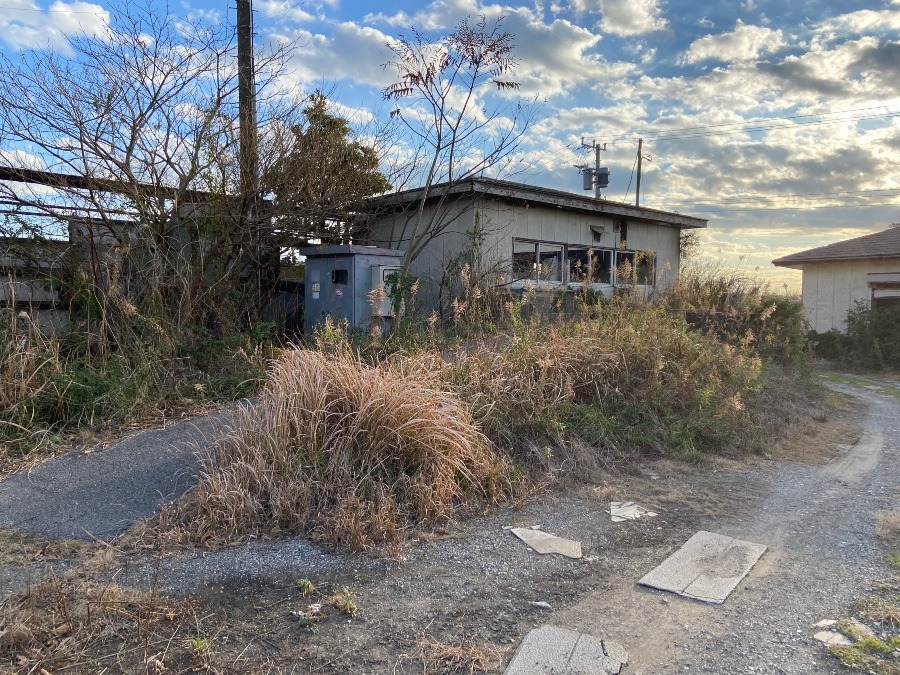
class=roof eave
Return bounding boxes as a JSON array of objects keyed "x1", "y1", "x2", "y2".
[{"x1": 366, "y1": 178, "x2": 707, "y2": 230}]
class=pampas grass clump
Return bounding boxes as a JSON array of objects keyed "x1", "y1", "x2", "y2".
[{"x1": 159, "y1": 348, "x2": 507, "y2": 550}]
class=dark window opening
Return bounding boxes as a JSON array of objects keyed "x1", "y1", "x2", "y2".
[
  {"x1": 512, "y1": 240, "x2": 537, "y2": 280},
  {"x1": 331, "y1": 269, "x2": 348, "y2": 285}
]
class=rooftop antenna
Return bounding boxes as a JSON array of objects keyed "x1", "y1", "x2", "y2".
[{"x1": 574, "y1": 137, "x2": 609, "y2": 199}]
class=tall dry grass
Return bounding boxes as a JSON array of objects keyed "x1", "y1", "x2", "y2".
[
  {"x1": 0, "y1": 309, "x2": 64, "y2": 452},
  {"x1": 435, "y1": 300, "x2": 762, "y2": 463},
  {"x1": 155, "y1": 348, "x2": 508, "y2": 551}
]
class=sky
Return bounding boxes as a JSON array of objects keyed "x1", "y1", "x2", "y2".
[{"x1": 1, "y1": 0, "x2": 898, "y2": 290}]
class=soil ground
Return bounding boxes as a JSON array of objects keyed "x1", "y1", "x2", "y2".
[{"x1": 1, "y1": 371, "x2": 897, "y2": 674}]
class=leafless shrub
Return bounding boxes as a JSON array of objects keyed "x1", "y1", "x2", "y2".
[{"x1": 876, "y1": 511, "x2": 900, "y2": 541}]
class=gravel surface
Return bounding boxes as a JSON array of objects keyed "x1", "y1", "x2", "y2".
[{"x1": 0, "y1": 374, "x2": 896, "y2": 674}]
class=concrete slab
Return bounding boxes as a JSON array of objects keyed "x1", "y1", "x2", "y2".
[
  {"x1": 610, "y1": 501, "x2": 658, "y2": 522},
  {"x1": 638, "y1": 530, "x2": 766, "y2": 604},
  {"x1": 510, "y1": 528, "x2": 582, "y2": 559},
  {"x1": 814, "y1": 631, "x2": 853, "y2": 647},
  {"x1": 504, "y1": 625, "x2": 627, "y2": 675}
]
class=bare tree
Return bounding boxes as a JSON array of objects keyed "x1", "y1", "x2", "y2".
[
  {"x1": 379, "y1": 15, "x2": 539, "y2": 277},
  {"x1": 0, "y1": 4, "x2": 306, "y2": 345}
]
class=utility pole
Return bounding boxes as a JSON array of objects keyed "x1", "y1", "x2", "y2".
[
  {"x1": 236, "y1": 0, "x2": 261, "y2": 297},
  {"x1": 236, "y1": 0, "x2": 258, "y2": 201},
  {"x1": 635, "y1": 138, "x2": 651, "y2": 207},
  {"x1": 576, "y1": 137, "x2": 609, "y2": 199}
]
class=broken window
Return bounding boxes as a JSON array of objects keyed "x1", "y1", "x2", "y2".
[
  {"x1": 512, "y1": 239, "x2": 563, "y2": 283},
  {"x1": 613, "y1": 251, "x2": 655, "y2": 286},
  {"x1": 568, "y1": 248, "x2": 612, "y2": 284}
]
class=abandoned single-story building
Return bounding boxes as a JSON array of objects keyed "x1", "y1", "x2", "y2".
[
  {"x1": 772, "y1": 227, "x2": 900, "y2": 333},
  {"x1": 363, "y1": 178, "x2": 707, "y2": 313}
]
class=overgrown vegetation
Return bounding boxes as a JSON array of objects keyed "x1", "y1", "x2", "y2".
[
  {"x1": 811, "y1": 303, "x2": 900, "y2": 370},
  {"x1": 0, "y1": 306, "x2": 269, "y2": 460},
  {"x1": 150, "y1": 347, "x2": 509, "y2": 551},
  {"x1": 828, "y1": 508, "x2": 900, "y2": 674},
  {"x1": 142, "y1": 264, "x2": 810, "y2": 552}
]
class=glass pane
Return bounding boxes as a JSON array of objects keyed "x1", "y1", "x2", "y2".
[
  {"x1": 595, "y1": 249, "x2": 612, "y2": 284},
  {"x1": 538, "y1": 244, "x2": 563, "y2": 282},
  {"x1": 512, "y1": 240, "x2": 537, "y2": 280},
  {"x1": 568, "y1": 248, "x2": 591, "y2": 282},
  {"x1": 635, "y1": 252, "x2": 655, "y2": 285},
  {"x1": 615, "y1": 251, "x2": 635, "y2": 285}
]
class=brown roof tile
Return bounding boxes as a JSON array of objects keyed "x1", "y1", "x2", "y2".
[{"x1": 772, "y1": 227, "x2": 900, "y2": 267}]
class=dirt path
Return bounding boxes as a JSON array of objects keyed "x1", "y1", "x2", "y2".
[
  {"x1": 2, "y1": 374, "x2": 897, "y2": 673},
  {"x1": 554, "y1": 376, "x2": 898, "y2": 674}
]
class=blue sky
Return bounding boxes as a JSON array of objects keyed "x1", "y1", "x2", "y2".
[{"x1": 1, "y1": 0, "x2": 898, "y2": 288}]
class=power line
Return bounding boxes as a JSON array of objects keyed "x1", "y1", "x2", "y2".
[
  {"x1": 631, "y1": 104, "x2": 896, "y2": 138},
  {"x1": 660, "y1": 188, "x2": 900, "y2": 206}
]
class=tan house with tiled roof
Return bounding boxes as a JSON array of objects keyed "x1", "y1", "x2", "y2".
[{"x1": 772, "y1": 227, "x2": 900, "y2": 332}]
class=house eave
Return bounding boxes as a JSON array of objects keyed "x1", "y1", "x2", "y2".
[
  {"x1": 773, "y1": 253, "x2": 900, "y2": 268},
  {"x1": 366, "y1": 178, "x2": 708, "y2": 230}
]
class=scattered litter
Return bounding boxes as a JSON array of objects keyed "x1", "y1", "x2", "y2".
[
  {"x1": 530, "y1": 524, "x2": 543, "y2": 530},
  {"x1": 501, "y1": 525, "x2": 514, "y2": 530},
  {"x1": 530, "y1": 601, "x2": 552, "y2": 610},
  {"x1": 306, "y1": 603, "x2": 322, "y2": 615},
  {"x1": 510, "y1": 528, "x2": 582, "y2": 559},
  {"x1": 814, "y1": 631, "x2": 853, "y2": 647},
  {"x1": 610, "y1": 501, "x2": 658, "y2": 522},
  {"x1": 638, "y1": 531, "x2": 766, "y2": 604},
  {"x1": 504, "y1": 625, "x2": 627, "y2": 674}
]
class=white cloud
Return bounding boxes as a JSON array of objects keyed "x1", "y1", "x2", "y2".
[
  {"x1": 595, "y1": 0, "x2": 668, "y2": 36},
  {"x1": 0, "y1": 0, "x2": 109, "y2": 53},
  {"x1": 679, "y1": 20, "x2": 785, "y2": 64},
  {"x1": 258, "y1": 0, "x2": 314, "y2": 23},
  {"x1": 814, "y1": 8, "x2": 900, "y2": 42}
]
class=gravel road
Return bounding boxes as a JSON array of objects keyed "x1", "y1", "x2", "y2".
[
  {"x1": 555, "y1": 376, "x2": 899, "y2": 674},
  {"x1": 1, "y1": 374, "x2": 896, "y2": 674}
]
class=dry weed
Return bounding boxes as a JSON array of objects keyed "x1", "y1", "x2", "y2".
[
  {"x1": 0, "y1": 551, "x2": 189, "y2": 673},
  {"x1": 154, "y1": 348, "x2": 509, "y2": 550},
  {"x1": 876, "y1": 511, "x2": 900, "y2": 542},
  {"x1": 418, "y1": 635, "x2": 504, "y2": 674}
]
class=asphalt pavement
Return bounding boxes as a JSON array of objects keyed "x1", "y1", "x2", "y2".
[{"x1": 0, "y1": 406, "x2": 236, "y2": 541}]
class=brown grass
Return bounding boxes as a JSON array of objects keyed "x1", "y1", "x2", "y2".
[
  {"x1": 0, "y1": 551, "x2": 189, "y2": 673},
  {"x1": 876, "y1": 511, "x2": 900, "y2": 542},
  {"x1": 152, "y1": 348, "x2": 509, "y2": 551},
  {"x1": 418, "y1": 635, "x2": 504, "y2": 674}
]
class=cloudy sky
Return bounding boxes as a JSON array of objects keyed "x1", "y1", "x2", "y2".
[{"x1": 2, "y1": 0, "x2": 898, "y2": 288}]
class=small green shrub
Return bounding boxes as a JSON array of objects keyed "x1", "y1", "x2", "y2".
[{"x1": 846, "y1": 302, "x2": 900, "y2": 370}]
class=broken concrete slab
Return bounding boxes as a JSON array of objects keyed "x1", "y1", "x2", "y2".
[
  {"x1": 610, "y1": 501, "x2": 658, "y2": 522},
  {"x1": 504, "y1": 625, "x2": 627, "y2": 675},
  {"x1": 814, "y1": 631, "x2": 853, "y2": 647},
  {"x1": 510, "y1": 528, "x2": 582, "y2": 559},
  {"x1": 638, "y1": 530, "x2": 766, "y2": 604}
]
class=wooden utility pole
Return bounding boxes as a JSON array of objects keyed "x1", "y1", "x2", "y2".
[
  {"x1": 236, "y1": 0, "x2": 262, "y2": 297},
  {"x1": 635, "y1": 138, "x2": 651, "y2": 207},
  {"x1": 236, "y1": 0, "x2": 258, "y2": 201},
  {"x1": 635, "y1": 138, "x2": 643, "y2": 206}
]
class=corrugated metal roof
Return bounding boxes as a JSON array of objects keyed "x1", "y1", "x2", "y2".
[{"x1": 772, "y1": 227, "x2": 900, "y2": 267}]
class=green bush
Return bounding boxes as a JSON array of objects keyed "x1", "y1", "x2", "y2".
[{"x1": 845, "y1": 302, "x2": 900, "y2": 370}]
